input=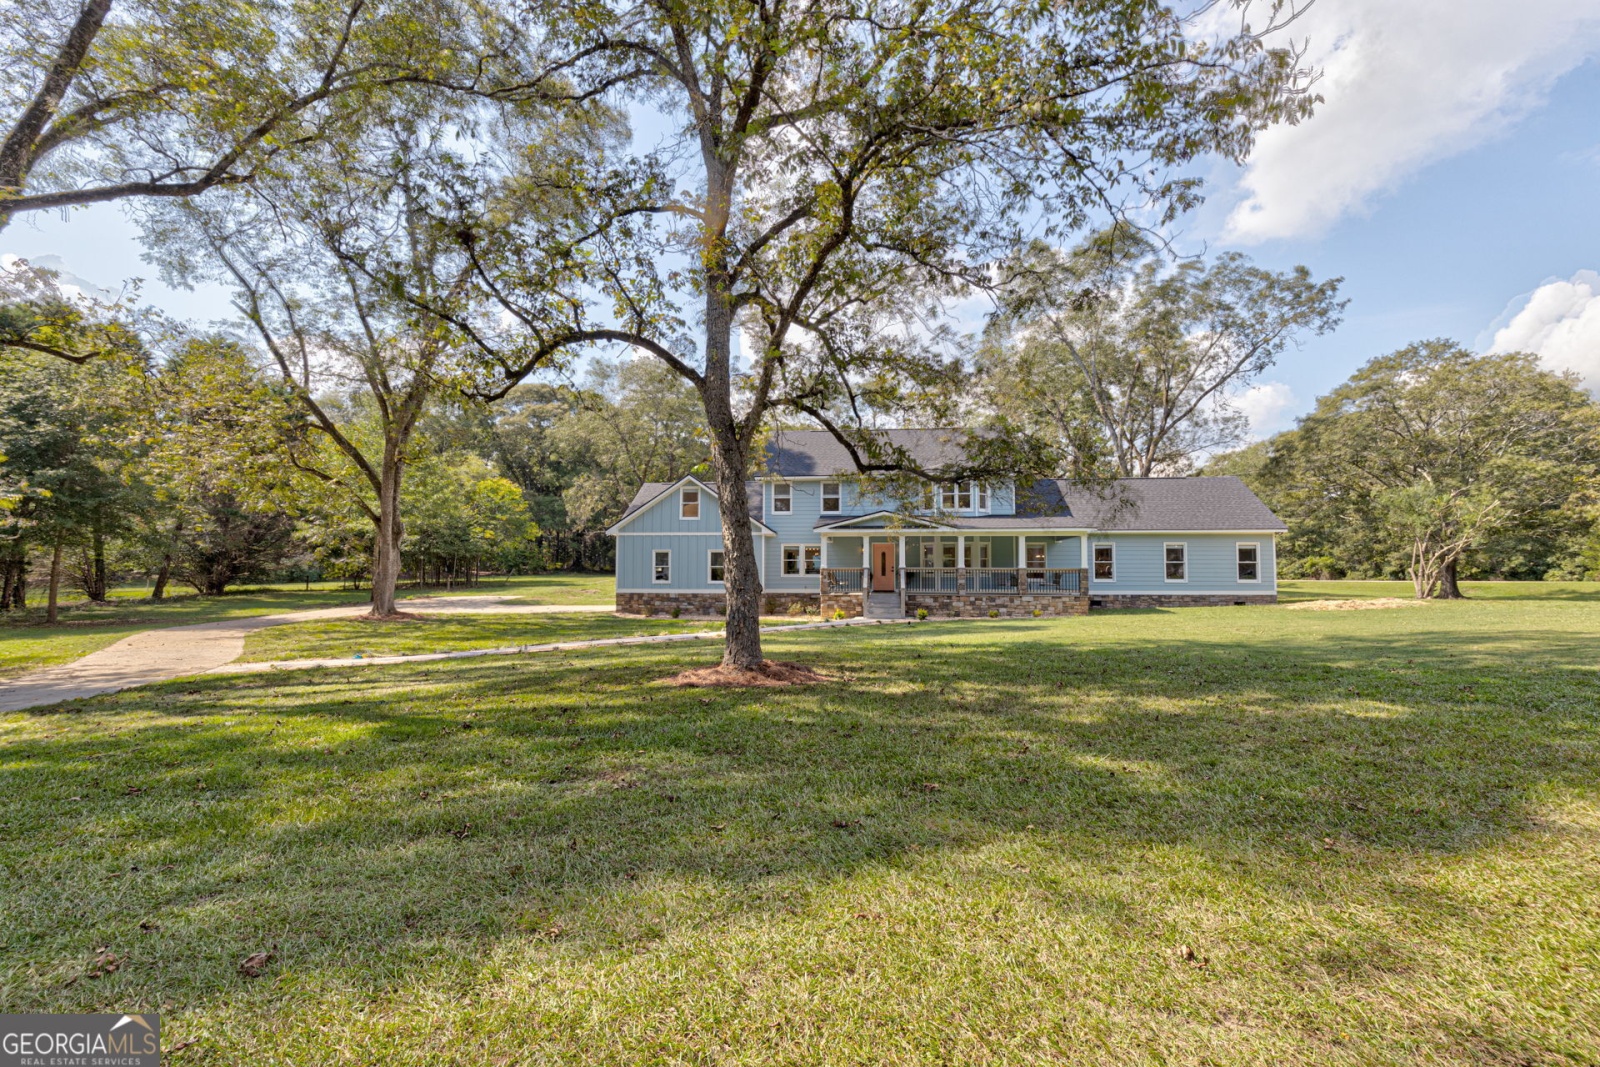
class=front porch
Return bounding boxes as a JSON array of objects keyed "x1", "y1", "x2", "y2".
[{"x1": 816, "y1": 531, "x2": 1089, "y2": 618}]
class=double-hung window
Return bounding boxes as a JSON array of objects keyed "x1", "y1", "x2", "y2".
[
  {"x1": 708, "y1": 550, "x2": 725, "y2": 583},
  {"x1": 652, "y1": 549, "x2": 671, "y2": 584},
  {"x1": 803, "y1": 545, "x2": 821, "y2": 575},
  {"x1": 680, "y1": 488, "x2": 700, "y2": 519},
  {"x1": 821, "y1": 482, "x2": 841, "y2": 513},
  {"x1": 771, "y1": 483, "x2": 792, "y2": 513},
  {"x1": 1026, "y1": 543, "x2": 1047, "y2": 569},
  {"x1": 1237, "y1": 543, "x2": 1260, "y2": 582},
  {"x1": 782, "y1": 545, "x2": 801, "y2": 575},
  {"x1": 1093, "y1": 544, "x2": 1115, "y2": 581},
  {"x1": 1164, "y1": 543, "x2": 1187, "y2": 582},
  {"x1": 974, "y1": 483, "x2": 989, "y2": 513}
]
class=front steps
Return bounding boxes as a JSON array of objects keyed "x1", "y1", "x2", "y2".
[{"x1": 864, "y1": 592, "x2": 903, "y2": 619}]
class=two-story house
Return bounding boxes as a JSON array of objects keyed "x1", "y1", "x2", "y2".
[{"x1": 609, "y1": 430, "x2": 1286, "y2": 617}]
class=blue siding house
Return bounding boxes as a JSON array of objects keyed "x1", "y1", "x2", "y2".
[{"x1": 610, "y1": 430, "x2": 1285, "y2": 617}]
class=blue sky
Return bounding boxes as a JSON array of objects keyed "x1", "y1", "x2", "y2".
[{"x1": 6, "y1": 0, "x2": 1600, "y2": 437}]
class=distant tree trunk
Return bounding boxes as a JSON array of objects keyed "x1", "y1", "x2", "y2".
[
  {"x1": 151, "y1": 553, "x2": 172, "y2": 600},
  {"x1": 1436, "y1": 557, "x2": 1464, "y2": 599},
  {"x1": 47, "y1": 541, "x2": 63, "y2": 623},
  {"x1": 369, "y1": 440, "x2": 404, "y2": 617},
  {"x1": 88, "y1": 523, "x2": 108, "y2": 601}
]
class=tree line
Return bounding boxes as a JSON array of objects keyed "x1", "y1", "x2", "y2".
[
  {"x1": 0, "y1": 299, "x2": 712, "y2": 610},
  {"x1": 17, "y1": 0, "x2": 1568, "y2": 668}
]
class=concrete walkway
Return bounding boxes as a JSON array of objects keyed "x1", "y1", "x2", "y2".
[
  {"x1": 212, "y1": 617, "x2": 915, "y2": 675},
  {"x1": 0, "y1": 596, "x2": 613, "y2": 713}
]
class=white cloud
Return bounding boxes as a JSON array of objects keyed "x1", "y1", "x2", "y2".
[
  {"x1": 1488, "y1": 270, "x2": 1600, "y2": 394},
  {"x1": 0, "y1": 252, "x2": 119, "y2": 303},
  {"x1": 1223, "y1": 1, "x2": 1600, "y2": 242},
  {"x1": 1233, "y1": 380, "x2": 1300, "y2": 438}
]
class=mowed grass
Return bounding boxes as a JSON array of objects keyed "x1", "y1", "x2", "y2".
[
  {"x1": 238, "y1": 613, "x2": 728, "y2": 662},
  {"x1": 1, "y1": 592, "x2": 1598, "y2": 1065},
  {"x1": 0, "y1": 574, "x2": 617, "y2": 674}
]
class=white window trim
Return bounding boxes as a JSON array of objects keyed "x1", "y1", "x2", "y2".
[
  {"x1": 1092, "y1": 542, "x2": 1116, "y2": 583},
  {"x1": 1164, "y1": 542, "x2": 1188, "y2": 584},
  {"x1": 707, "y1": 548, "x2": 725, "y2": 585},
  {"x1": 771, "y1": 483, "x2": 793, "y2": 514},
  {"x1": 803, "y1": 544, "x2": 822, "y2": 575},
  {"x1": 1236, "y1": 541, "x2": 1261, "y2": 583},
  {"x1": 820, "y1": 482, "x2": 841, "y2": 515},
  {"x1": 652, "y1": 549, "x2": 671, "y2": 584},
  {"x1": 680, "y1": 488, "x2": 700, "y2": 520},
  {"x1": 781, "y1": 543, "x2": 803, "y2": 576}
]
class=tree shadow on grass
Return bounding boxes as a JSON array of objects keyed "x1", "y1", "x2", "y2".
[{"x1": 3, "y1": 614, "x2": 1598, "y2": 1021}]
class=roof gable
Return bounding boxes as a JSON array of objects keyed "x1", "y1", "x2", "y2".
[{"x1": 607, "y1": 475, "x2": 774, "y2": 535}]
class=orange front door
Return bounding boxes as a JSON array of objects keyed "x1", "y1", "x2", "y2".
[{"x1": 871, "y1": 542, "x2": 897, "y2": 592}]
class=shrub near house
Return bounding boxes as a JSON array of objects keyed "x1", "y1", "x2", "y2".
[{"x1": 612, "y1": 431, "x2": 1284, "y2": 617}]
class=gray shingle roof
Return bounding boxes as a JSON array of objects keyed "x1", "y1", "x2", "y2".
[
  {"x1": 618, "y1": 472, "x2": 1283, "y2": 534},
  {"x1": 1021, "y1": 477, "x2": 1286, "y2": 532},
  {"x1": 762, "y1": 429, "x2": 970, "y2": 477}
]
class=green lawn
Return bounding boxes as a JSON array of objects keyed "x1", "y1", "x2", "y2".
[
  {"x1": 238, "y1": 613, "x2": 727, "y2": 662},
  {"x1": 0, "y1": 574, "x2": 618, "y2": 675},
  {"x1": 2, "y1": 589, "x2": 1598, "y2": 1064}
]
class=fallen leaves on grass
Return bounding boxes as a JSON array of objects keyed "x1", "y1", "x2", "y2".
[
  {"x1": 1179, "y1": 945, "x2": 1209, "y2": 968},
  {"x1": 238, "y1": 951, "x2": 274, "y2": 978},
  {"x1": 87, "y1": 949, "x2": 120, "y2": 978},
  {"x1": 662, "y1": 660, "x2": 829, "y2": 688},
  {"x1": 1286, "y1": 598, "x2": 1422, "y2": 612}
]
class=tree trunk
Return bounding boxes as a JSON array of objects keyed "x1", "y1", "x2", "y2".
[
  {"x1": 369, "y1": 440, "x2": 404, "y2": 616},
  {"x1": 47, "y1": 541, "x2": 63, "y2": 624},
  {"x1": 701, "y1": 294, "x2": 764, "y2": 669},
  {"x1": 89, "y1": 524, "x2": 108, "y2": 601},
  {"x1": 151, "y1": 553, "x2": 171, "y2": 600},
  {"x1": 1436, "y1": 557, "x2": 1464, "y2": 599}
]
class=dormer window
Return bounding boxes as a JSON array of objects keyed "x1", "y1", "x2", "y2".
[
  {"x1": 772, "y1": 483, "x2": 792, "y2": 513},
  {"x1": 821, "y1": 482, "x2": 841, "y2": 513},
  {"x1": 935, "y1": 481, "x2": 984, "y2": 512},
  {"x1": 680, "y1": 487, "x2": 700, "y2": 519}
]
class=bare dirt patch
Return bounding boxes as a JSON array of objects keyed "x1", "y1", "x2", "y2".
[
  {"x1": 357, "y1": 611, "x2": 428, "y2": 622},
  {"x1": 662, "y1": 659, "x2": 830, "y2": 688},
  {"x1": 1287, "y1": 598, "x2": 1422, "y2": 612}
]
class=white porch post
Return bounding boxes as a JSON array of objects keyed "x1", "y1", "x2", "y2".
[
  {"x1": 956, "y1": 534, "x2": 966, "y2": 595},
  {"x1": 821, "y1": 536, "x2": 829, "y2": 570},
  {"x1": 1018, "y1": 534, "x2": 1027, "y2": 593},
  {"x1": 1080, "y1": 534, "x2": 1088, "y2": 569}
]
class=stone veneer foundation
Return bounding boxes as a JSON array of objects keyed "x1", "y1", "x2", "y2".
[
  {"x1": 1091, "y1": 593, "x2": 1277, "y2": 609},
  {"x1": 616, "y1": 592, "x2": 727, "y2": 617},
  {"x1": 903, "y1": 593, "x2": 1088, "y2": 618},
  {"x1": 619, "y1": 590, "x2": 1273, "y2": 616},
  {"x1": 819, "y1": 593, "x2": 864, "y2": 618}
]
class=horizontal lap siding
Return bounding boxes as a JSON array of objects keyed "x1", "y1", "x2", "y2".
[
  {"x1": 1088, "y1": 534, "x2": 1276, "y2": 594},
  {"x1": 764, "y1": 480, "x2": 822, "y2": 591}
]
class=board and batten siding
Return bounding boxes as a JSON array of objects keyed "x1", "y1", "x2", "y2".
[
  {"x1": 615, "y1": 533, "x2": 735, "y2": 591},
  {"x1": 1086, "y1": 533, "x2": 1276, "y2": 594},
  {"x1": 613, "y1": 484, "x2": 727, "y2": 534},
  {"x1": 613, "y1": 483, "x2": 746, "y2": 591}
]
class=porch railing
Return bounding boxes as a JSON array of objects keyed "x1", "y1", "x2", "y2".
[
  {"x1": 820, "y1": 567, "x2": 865, "y2": 594},
  {"x1": 1023, "y1": 568, "x2": 1086, "y2": 595},
  {"x1": 904, "y1": 567, "x2": 959, "y2": 592},
  {"x1": 901, "y1": 567, "x2": 1087, "y2": 595}
]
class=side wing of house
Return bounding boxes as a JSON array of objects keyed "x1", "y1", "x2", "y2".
[
  {"x1": 609, "y1": 478, "x2": 770, "y2": 611},
  {"x1": 1085, "y1": 532, "x2": 1278, "y2": 605}
]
